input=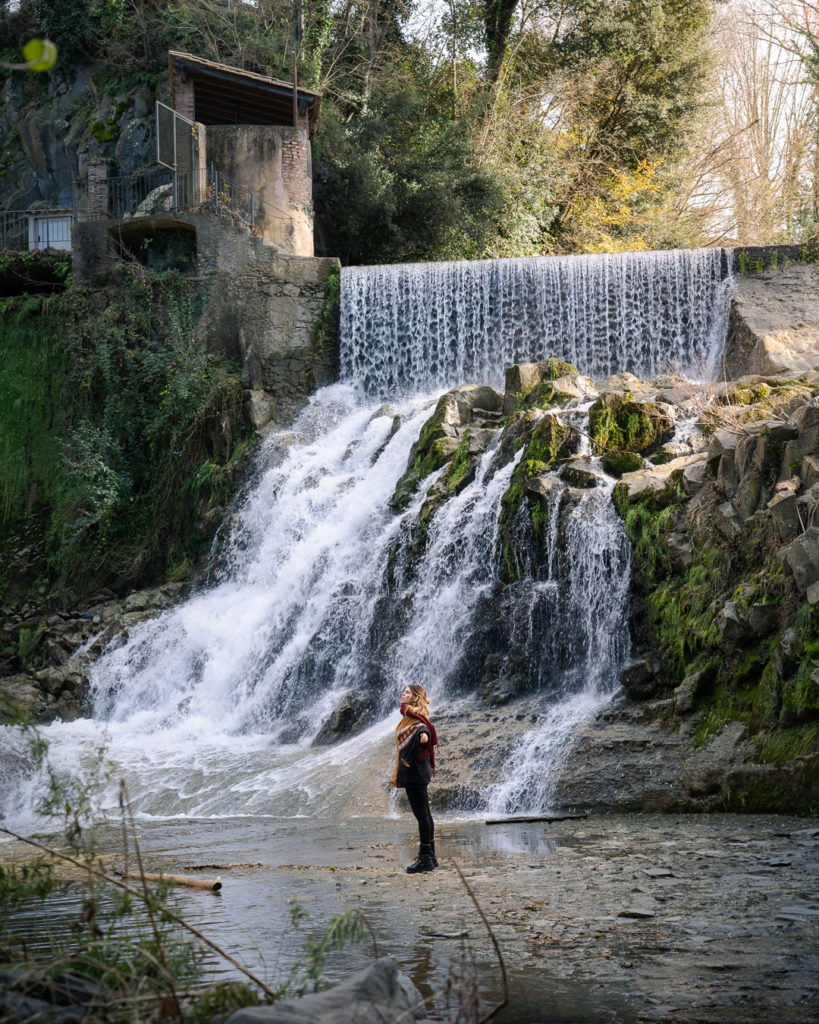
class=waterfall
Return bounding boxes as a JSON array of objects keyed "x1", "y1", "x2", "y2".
[
  {"x1": 1, "y1": 248, "x2": 731, "y2": 826},
  {"x1": 340, "y1": 248, "x2": 730, "y2": 396}
]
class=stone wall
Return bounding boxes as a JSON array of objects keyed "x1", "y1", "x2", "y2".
[
  {"x1": 205, "y1": 125, "x2": 313, "y2": 256},
  {"x1": 723, "y1": 262, "x2": 819, "y2": 378}
]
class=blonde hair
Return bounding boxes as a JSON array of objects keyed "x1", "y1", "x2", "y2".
[{"x1": 406, "y1": 684, "x2": 430, "y2": 716}]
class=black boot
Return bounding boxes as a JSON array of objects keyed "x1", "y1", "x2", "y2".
[
  {"x1": 406, "y1": 843, "x2": 436, "y2": 873},
  {"x1": 429, "y1": 841, "x2": 439, "y2": 868}
]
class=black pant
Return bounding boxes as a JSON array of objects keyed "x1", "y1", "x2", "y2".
[{"x1": 405, "y1": 784, "x2": 434, "y2": 846}]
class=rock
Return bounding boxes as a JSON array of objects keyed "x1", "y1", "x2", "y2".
[
  {"x1": 589, "y1": 393, "x2": 676, "y2": 456},
  {"x1": 680, "y1": 459, "x2": 707, "y2": 496},
  {"x1": 800, "y1": 454, "x2": 819, "y2": 488},
  {"x1": 705, "y1": 429, "x2": 739, "y2": 495},
  {"x1": 602, "y1": 451, "x2": 644, "y2": 477},
  {"x1": 776, "y1": 526, "x2": 819, "y2": 593},
  {"x1": 225, "y1": 958, "x2": 428, "y2": 1024},
  {"x1": 716, "y1": 601, "x2": 748, "y2": 644},
  {"x1": 674, "y1": 666, "x2": 717, "y2": 715},
  {"x1": 766, "y1": 491, "x2": 800, "y2": 541},
  {"x1": 664, "y1": 532, "x2": 694, "y2": 572},
  {"x1": 614, "y1": 454, "x2": 706, "y2": 507},
  {"x1": 722, "y1": 264, "x2": 819, "y2": 377},
  {"x1": 734, "y1": 473, "x2": 764, "y2": 519},
  {"x1": 715, "y1": 501, "x2": 743, "y2": 538},
  {"x1": 503, "y1": 358, "x2": 579, "y2": 414},
  {"x1": 782, "y1": 401, "x2": 819, "y2": 470},
  {"x1": 618, "y1": 907, "x2": 656, "y2": 919},
  {"x1": 619, "y1": 656, "x2": 662, "y2": 701},
  {"x1": 245, "y1": 389, "x2": 277, "y2": 430},
  {"x1": 653, "y1": 434, "x2": 709, "y2": 465},
  {"x1": 560, "y1": 458, "x2": 604, "y2": 488},
  {"x1": 747, "y1": 603, "x2": 778, "y2": 638}
]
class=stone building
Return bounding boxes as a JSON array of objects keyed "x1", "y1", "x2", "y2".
[{"x1": 71, "y1": 51, "x2": 322, "y2": 280}]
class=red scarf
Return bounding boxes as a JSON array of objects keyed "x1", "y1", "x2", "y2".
[{"x1": 400, "y1": 702, "x2": 438, "y2": 772}]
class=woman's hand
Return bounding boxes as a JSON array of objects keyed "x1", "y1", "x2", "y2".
[{"x1": 420, "y1": 732, "x2": 429, "y2": 744}]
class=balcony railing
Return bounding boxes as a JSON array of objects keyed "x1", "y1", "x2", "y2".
[{"x1": 0, "y1": 209, "x2": 72, "y2": 251}]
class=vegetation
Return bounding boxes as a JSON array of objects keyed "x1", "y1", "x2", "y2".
[
  {"x1": 0, "y1": 717, "x2": 372, "y2": 1022},
  {"x1": 0, "y1": 267, "x2": 253, "y2": 615},
  {"x1": 0, "y1": 0, "x2": 731, "y2": 263}
]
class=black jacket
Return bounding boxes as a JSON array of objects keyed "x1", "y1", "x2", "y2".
[{"x1": 395, "y1": 722, "x2": 433, "y2": 787}]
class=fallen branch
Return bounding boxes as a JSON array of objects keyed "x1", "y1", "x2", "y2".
[
  {"x1": 119, "y1": 870, "x2": 222, "y2": 891},
  {"x1": 0, "y1": 825, "x2": 276, "y2": 1001},
  {"x1": 485, "y1": 812, "x2": 589, "y2": 825}
]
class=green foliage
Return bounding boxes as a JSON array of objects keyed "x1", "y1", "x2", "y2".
[
  {"x1": 316, "y1": 80, "x2": 508, "y2": 264},
  {"x1": 279, "y1": 905, "x2": 371, "y2": 998},
  {"x1": 0, "y1": 272, "x2": 253, "y2": 602}
]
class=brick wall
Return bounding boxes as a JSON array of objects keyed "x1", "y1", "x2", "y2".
[
  {"x1": 280, "y1": 130, "x2": 312, "y2": 209},
  {"x1": 87, "y1": 162, "x2": 108, "y2": 219},
  {"x1": 172, "y1": 69, "x2": 195, "y2": 121}
]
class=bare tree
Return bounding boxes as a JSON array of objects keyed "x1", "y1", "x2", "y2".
[{"x1": 686, "y1": 0, "x2": 817, "y2": 244}]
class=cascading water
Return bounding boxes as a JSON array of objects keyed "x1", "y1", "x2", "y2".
[
  {"x1": 1, "y1": 248, "x2": 732, "y2": 829},
  {"x1": 341, "y1": 248, "x2": 731, "y2": 396}
]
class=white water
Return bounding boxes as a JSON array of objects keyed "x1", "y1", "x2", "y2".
[
  {"x1": 341, "y1": 248, "x2": 731, "y2": 396},
  {"x1": 1, "y1": 249, "x2": 731, "y2": 830}
]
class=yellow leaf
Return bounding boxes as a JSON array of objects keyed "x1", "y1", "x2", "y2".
[{"x1": 22, "y1": 38, "x2": 58, "y2": 72}]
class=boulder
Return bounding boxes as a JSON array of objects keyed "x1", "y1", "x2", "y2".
[
  {"x1": 602, "y1": 451, "x2": 643, "y2": 477},
  {"x1": 664, "y1": 532, "x2": 695, "y2": 572},
  {"x1": 704, "y1": 429, "x2": 740, "y2": 495},
  {"x1": 674, "y1": 666, "x2": 717, "y2": 715},
  {"x1": 766, "y1": 491, "x2": 800, "y2": 541},
  {"x1": 589, "y1": 393, "x2": 675, "y2": 456},
  {"x1": 619, "y1": 656, "x2": 662, "y2": 701},
  {"x1": 801, "y1": 455, "x2": 819, "y2": 488},
  {"x1": 776, "y1": 526, "x2": 819, "y2": 593},
  {"x1": 503, "y1": 358, "x2": 579, "y2": 414},
  {"x1": 716, "y1": 601, "x2": 748, "y2": 644},
  {"x1": 614, "y1": 454, "x2": 707, "y2": 507},
  {"x1": 560, "y1": 458, "x2": 604, "y2": 488},
  {"x1": 715, "y1": 501, "x2": 743, "y2": 538},
  {"x1": 225, "y1": 958, "x2": 430, "y2": 1024},
  {"x1": 747, "y1": 603, "x2": 778, "y2": 638}
]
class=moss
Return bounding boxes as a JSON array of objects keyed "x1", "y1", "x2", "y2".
[
  {"x1": 542, "y1": 357, "x2": 577, "y2": 381},
  {"x1": 602, "y1": 451, "x2": 643, "y2": 477},
  {"x1": 498, "y1": 415, "x2": 572, "y2": 580},
  {"x1": 444, "y1": 433, "x2": 473, "y2": 494},
  {"x1": 589, "y1": 393, "x2": 674, "y2": 456},
  {"x1": 389, "y1": 396, "x2": 454, "y2": 510}
]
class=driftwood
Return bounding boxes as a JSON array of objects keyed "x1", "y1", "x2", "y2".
[
  {"x1": 484, "y1": 812, "x2": 589, "y2": 825},
  {"x1": 120, "y1": 870, "x2": 222, "y2": 891}
]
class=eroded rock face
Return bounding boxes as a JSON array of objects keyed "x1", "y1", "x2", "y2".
[{"x1": 723, "y1": 264, "x2": 819, "y2": 378}]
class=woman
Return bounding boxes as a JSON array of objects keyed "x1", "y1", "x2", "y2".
[{"x1": 393, "y1": 683, "x2": 438, "y2": 874}]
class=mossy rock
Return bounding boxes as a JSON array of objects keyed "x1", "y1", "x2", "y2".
[
  {"x1": 602, "y1": 451, "x2": 644, "y2": 477},
  {"x1": 589, "y1": 393, "x2": 675, "y2": 456},
  {"x1": 388, "y1": 395, "x2": 458, "y2": 509},
  {"x1": 520, "y1": 382, "x2": 575, "y2": 412},
  {"x1": 498, "y1": 415, "x2": 574, "y2": 579}
]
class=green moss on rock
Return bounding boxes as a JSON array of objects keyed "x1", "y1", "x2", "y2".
[
  {"x1": 602, "y1": 450, "x2": 643, "y2": 477},
  {"x1": 589, "y1": 393, "x2": 675, "y2": 455},
  {"x1": 498, "y1": 415, "x2": 573, "y2": 579}
]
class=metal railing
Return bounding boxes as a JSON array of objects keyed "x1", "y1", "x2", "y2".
[
  {"x1": 0, "y1": 209, "x2": 73, "y2": 251},
  {"x1": 0, "y1": 210, "x2": 30, "y2": 249},
  {"x1": 73, "y1": 166, "x2": 271, "y2": 230}
]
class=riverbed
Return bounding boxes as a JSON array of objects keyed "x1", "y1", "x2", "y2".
[{"x1": 3, "y1": 812, "x2": 817, "y2": 1023}]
